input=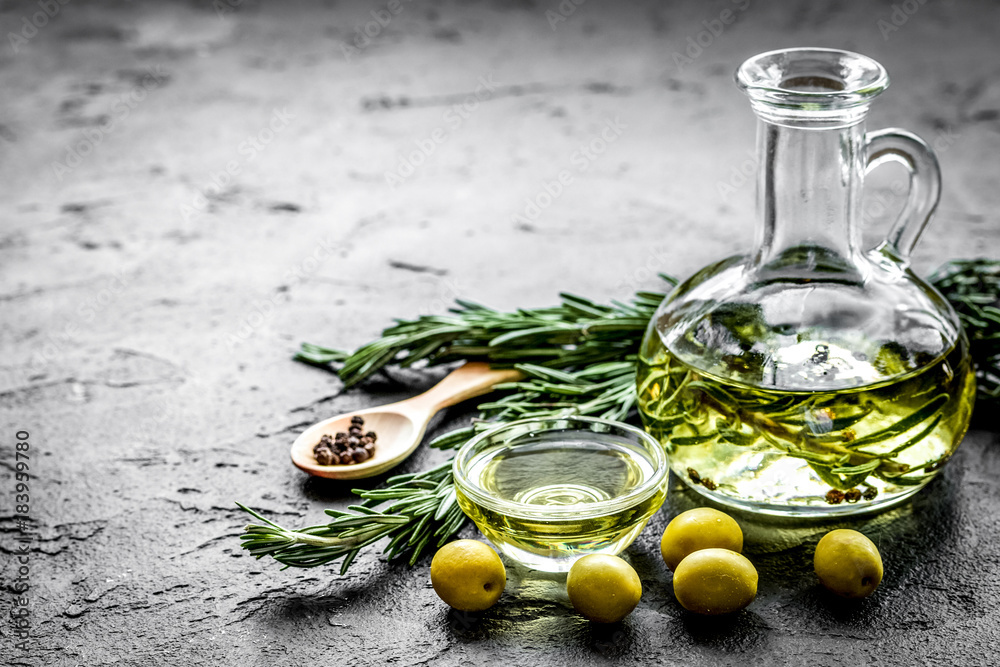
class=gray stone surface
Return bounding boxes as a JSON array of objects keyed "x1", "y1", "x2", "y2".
[{"x1": 1, "y1": 0, "x2": 999, "y2": 665}]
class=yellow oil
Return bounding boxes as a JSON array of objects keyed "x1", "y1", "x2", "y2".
[
  {"x1": 637, "y1": 338, "x2": 975, "y2": 514},
  {"x1": 455, "y1": 433, "x2": 666, "y2": 572}
]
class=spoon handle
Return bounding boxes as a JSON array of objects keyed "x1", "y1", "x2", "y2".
[{"x1": 403, "y1": 362, "x2": 524, "y2": 414}]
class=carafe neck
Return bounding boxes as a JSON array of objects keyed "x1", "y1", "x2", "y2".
[
  {"x1": 736, "y1": 48, "x2": 891, "y2": 281},
  {"x1": 752, "y1": 118, "x2": 866, "y2": 276}
]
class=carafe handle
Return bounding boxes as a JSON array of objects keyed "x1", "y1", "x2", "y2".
[{"x1": 864, "y1": 129, "x2": 942, "y2": 264}]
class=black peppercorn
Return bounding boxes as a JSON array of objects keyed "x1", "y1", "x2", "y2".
[
  {"x1": 862, "y1": 487, "x2": 878, "y2": 501},
  {"x1": 687, "y1": 467, "x2": 701, "y2": 484},
  {"x1": 314, "y1": 437, "x2": 332, "y2": 456},
  {"x1": 313, "y1": 421, "x2": 378, "y2": 465},
  {"x1": 701, "y1": 478, "x2": 717, "y2": 491},
  {"x1": 844, "y1": 488, "x2": 862, "y2": 503},
  {"x1": 825, "y1": 489, "x2": 845, "y2": 504}
]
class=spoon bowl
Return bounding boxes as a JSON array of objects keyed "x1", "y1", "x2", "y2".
[
  {"x1": 290, "y1": 362, "x2": 523, "y2": 480},
  {"x1": 290, "y1": 408, "x2": 421, "y2": 479}
]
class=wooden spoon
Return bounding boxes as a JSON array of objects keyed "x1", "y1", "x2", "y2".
[{"x1": 290, "y1": 362, "x2": 524, "y2": 480}]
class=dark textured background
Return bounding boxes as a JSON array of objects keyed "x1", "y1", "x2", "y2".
[{"x1": 1, "y1": 0, "x2": 999, "y2": 665}]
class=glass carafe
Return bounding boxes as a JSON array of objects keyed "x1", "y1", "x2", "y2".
[{"x1": 637, "y1": 48, "x2": 975, "y2": 517}]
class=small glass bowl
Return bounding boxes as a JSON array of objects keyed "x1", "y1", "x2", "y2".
[{"x1": 452, "y1": 416, "x2": 669, "y2": 572}]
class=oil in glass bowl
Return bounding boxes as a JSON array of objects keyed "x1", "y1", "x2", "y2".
[
  {"x1": 637, "y1": 335, "x2": 976, "y2": 516},
  {"x1": 453, "y1": 417, "x2": 668, "y2": 572}
]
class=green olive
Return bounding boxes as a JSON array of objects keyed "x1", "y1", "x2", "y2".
[
  {"x1": 660, "y1": 508, "x2": 744, "y2": 571},
  {"x1": 672, "y1": 548, "x2": 758, "y2": 615},
  {"x1": 566, "y1": 554, "x2": 642, "y2": 623},
  {"x1": 814, "y1": 529, "x2": 883, "y2": 599}
]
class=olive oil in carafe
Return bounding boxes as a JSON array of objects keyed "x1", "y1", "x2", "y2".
[{"x1": 637, "y1": 339, "x2": 976, "y2": 513}]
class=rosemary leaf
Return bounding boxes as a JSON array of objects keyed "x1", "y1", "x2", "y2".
[
  {"x1": 844, "y1": 394, "x2": 947, "y2": 450},
  {"x1": 831, "y1": 459, "x2": 882, "y2": 475}
]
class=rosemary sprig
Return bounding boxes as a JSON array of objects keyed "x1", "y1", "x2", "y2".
[
  {"x1": 295, "y1": 280, "x2": 675, "y2": 387},
  {"x1": 929, "y1": 259, "x2": 1000, "y2": 405},
  {"x1": 238, "y1": 259, "x2": 1000, "y2": 572},
  {"x1": 238, "y1": 361, "x2": 647, "y2": 571},
  {"x1": 240, "y1": 459, "x2": 462, "y2": 572}
]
